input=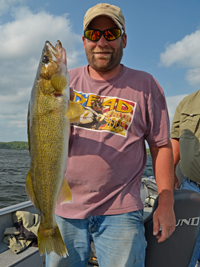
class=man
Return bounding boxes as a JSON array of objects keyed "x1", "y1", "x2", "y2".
[
  {"x1": 46, "y1": 3, "x2": 175, "y2": 267},
  {"x1": 171, "y1": 90, "x2": 200, "y2": 267}
]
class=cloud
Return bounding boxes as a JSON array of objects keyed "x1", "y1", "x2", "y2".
[
  {"x1": 185, "y1": 68, "x2": 200, "y2": 86},
  {"x1": 166, "y1": 94, "x2": 188, "y2": 125},
  {"x1": 0, "y1": 6, "x2": 82, "y2": 61},
  {"x1": 0, "y1": 5, "x2": 84, "y2": 142},
  {"x1": 0, "y1": 0, "x2": 24, "y2": 15},
  {"x1": 160, "y1": 30, "x2": 200, "y2": 87}
]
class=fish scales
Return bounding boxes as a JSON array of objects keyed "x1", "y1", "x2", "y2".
[{"x1": 26, "y1": 40, "x2": 84, "y2": 257}]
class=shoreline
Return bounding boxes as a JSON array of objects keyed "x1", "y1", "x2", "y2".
[
  {"x1": 0, "y1": 141, "x2": 150, "y2": 154},
  {"x1": 0, "y1": 141, "x2": 28, "y2": 151}
]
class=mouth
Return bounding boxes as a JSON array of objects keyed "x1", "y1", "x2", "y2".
[
  {"x1": 93, "y1": 51, "x2": 112, "y2": 59},
  {"x1": 94, "y1": 51, "x2": 111, "y2": 54}
]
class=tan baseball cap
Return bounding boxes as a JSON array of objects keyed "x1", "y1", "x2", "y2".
[{"x1": 83, "y1": 3, "x2": 125, "y2": 32}]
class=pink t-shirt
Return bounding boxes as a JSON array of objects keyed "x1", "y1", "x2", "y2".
[{"x1": 55, "y1": 65, "x2": 170, "y2": 219}]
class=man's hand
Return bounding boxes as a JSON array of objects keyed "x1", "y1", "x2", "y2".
[
  {"x1": 70, "y1": 87, "x2": 75, "y2": 101},
  {"x1": 153, "y1": 194, "x2": 176, "y2": 243},
  {"x1": 150, "y1": 140, "x2": 176, "y2": 242}
]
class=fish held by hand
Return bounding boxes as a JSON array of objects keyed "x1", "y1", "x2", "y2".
[{"x1": 26, "y1": 40, "x2": 84, "y2": 257}]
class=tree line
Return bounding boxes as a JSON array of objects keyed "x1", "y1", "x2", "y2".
[
  {"x1": 0, "y1": 141, "x2": 29, "y2": 150},
  {"x1": 0, "y1": 141, "x2": 150, "y2": 154}
]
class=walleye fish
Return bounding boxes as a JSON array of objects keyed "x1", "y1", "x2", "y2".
[{"x1": 26, "y1": 40, "x2": 84, "y2": 257}]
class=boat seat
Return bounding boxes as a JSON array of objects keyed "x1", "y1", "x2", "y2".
[{"x1": 144, "y1": 189, "x2": 200, "y2": 267}]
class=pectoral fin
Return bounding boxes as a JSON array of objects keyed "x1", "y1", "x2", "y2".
[
  {"x1": 57, "y1": 178, "x2": 73, "y2": 205},
  {"x1": 51, "y1": 74, "x2": 68, "y2": 93},
  {"x1": 66, "y1": 101, "x2": 85, "y2": 120},
  {"x1": 70, "y1": 116, "x2": 81, "y2": 124}
]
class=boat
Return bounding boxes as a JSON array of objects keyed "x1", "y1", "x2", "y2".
[
  {"x1": 1, "y1": 175, "x2": 200, "y2": 267},
  {"x1": 0, "y1": 201, "x2": 45, "y2": 267},
  {"x1": 0, "y1": 201, "x2": 151, "y2": 267},
  {"x1": 0, "y1": 179, "x2": 151, "y2": 267}
]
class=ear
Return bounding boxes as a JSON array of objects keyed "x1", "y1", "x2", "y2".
[
  {"x1": 82, "y1": 35, "x2": 86, "y2": 49},
  {"x1": 122, "y1": 33, "x2": 127, "y2": 49}
]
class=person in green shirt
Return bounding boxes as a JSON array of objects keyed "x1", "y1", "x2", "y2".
[{"x1": 171, "y1": 89, "x2": 200, "y2": 267}]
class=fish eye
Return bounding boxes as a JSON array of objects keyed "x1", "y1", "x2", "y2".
[{"x1": 42, "y1": 56, "x2": 49, "y2": 64}]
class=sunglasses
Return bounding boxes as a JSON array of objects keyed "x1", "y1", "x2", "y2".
[{"x1": 84, "y1": 28, "x2": 124, "y2": 42}]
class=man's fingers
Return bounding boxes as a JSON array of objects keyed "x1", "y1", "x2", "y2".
[
  {"x1": 157, "y1": 227, "x2": 168, "y2": 243},
  {"x1": 155, "y1": 223, "x2": 175, "y2": 242},
  {"x1": 70, "y1": 87, "x2": 74, "y2": 101},
  {"x1": 153, "y1": 214, "x2": 160, "y2": 236},
  {"x1": 174, "y1": 174, "x2": 179, "y2": 189},
  {"x1": 157, "y1": 227, "x2": 174, "y2": 243},
  {"x1": 153, "y1": 210, "x2": 176, "y2": 242}
]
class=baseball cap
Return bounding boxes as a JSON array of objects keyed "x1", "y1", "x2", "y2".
[{"x1": 83, "y1": 3, "x2": 125, "y2": 32}]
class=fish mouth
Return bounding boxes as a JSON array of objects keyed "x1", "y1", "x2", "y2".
[
  {"x1": 44, "y1": 40, "x2": 62, "y2": 61},
  {"x1": 44, "y1": 40, "x2": 67, "y2": 67}
]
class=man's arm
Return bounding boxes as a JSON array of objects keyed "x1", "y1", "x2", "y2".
[
  {"x1": 150, "y1": 139, "x2": 176, "y2": 243},
  {"x1": 170, "y1": 102, "x2": 182, "y2": 188},
  {"x1": 171, "y1": 138, "x2": 180, "y2": 188}
]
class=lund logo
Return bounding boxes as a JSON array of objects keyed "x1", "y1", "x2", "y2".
[{"x1": 176, "y1": 217, "x2": 200, "y2": 227}]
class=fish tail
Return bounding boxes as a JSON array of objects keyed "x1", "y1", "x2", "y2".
[{"x1": 38, "y1": 224, "x2": 68, "y2": 258}]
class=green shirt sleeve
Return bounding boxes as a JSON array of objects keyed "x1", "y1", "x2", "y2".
[{"x1": 170, "y1": 90, "x2": 200, "y2": 140}]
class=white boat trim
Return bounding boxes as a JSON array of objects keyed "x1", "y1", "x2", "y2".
[{"x1": 0, "y1": 201, "x2": 32, "y2": 216}]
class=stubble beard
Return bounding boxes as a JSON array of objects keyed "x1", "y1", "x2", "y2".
[{"x1": 85, "y1": 40, "x2": 123, "y2": 73}]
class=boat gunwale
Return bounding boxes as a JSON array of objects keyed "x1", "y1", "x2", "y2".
[{"x1": 0, "y1": 201, "x2": 33, "y2": 216}]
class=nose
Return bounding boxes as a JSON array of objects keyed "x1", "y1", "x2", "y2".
[{"x1": 96, "y1": 34, "x2": 108, "y2": 46}]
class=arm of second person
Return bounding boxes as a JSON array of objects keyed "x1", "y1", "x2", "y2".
[{"x1": 171, "y1": 138, "x2": 180, "y2": 189}]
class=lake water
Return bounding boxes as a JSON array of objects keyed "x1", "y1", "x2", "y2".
[{"x1": 0, "y1": 149, "x2": 153, "y2": 209}]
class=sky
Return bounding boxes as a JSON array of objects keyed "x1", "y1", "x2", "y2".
[{"x1": 0, "y1": 0, "x2": 200, "y2": 142}]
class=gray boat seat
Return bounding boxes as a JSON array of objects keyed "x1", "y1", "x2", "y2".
[{"x1": 144, "y1": 189, "x2": 200, "y2": 267}]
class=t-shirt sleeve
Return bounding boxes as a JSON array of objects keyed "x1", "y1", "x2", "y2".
[{"x1": 145, "y1": 78, "x2": 170, "y2": 147}]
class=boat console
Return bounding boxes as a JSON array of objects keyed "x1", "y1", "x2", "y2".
[{"x1": 145, "y1": 189, "x2": 200, "y2": 267}]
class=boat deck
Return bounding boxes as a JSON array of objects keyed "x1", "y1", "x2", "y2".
[
  {"x1": 2, "y1": 201, "x2": 200, "y2": 267},
  {"x1": 0, "y1": 201, "x2": 44, "y2": 267},
  {"x1": 0, "y1": 202, "x2": 152, "y2": 267}
]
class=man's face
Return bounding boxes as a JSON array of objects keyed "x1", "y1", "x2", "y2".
[{"x1": 82, "y1": 16, "x2": 127, "y2": 73}]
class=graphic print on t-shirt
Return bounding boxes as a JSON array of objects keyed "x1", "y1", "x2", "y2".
[{"x1": 73, "y1": 91, "x2": 136, "y2": 137}]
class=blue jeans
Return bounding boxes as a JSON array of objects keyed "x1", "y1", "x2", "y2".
[
  {"x1": 45, "y1": 210, "x2": 147, "y2": 267},
  {"x1": 180, "y1": 178, "x2": 200, "y2": 267}
]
